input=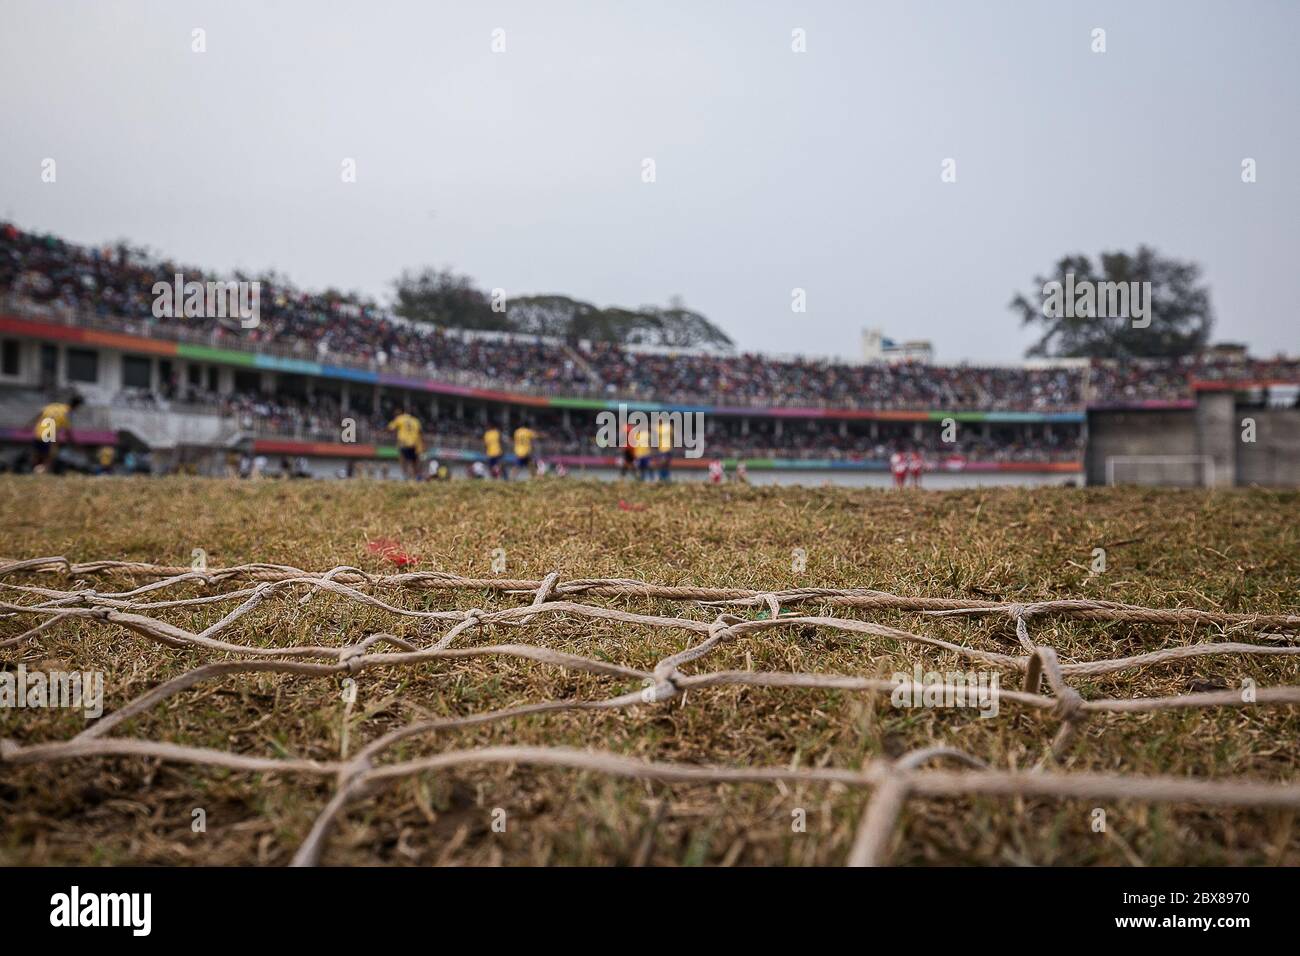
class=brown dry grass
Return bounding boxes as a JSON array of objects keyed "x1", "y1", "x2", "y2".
[{"x1": 0, "y1": 475, "x2": 1297, "y2": 866}]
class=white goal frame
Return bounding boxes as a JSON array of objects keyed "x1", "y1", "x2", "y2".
[{"x1": 1105, "y1": 455, "x2": 1216, "y2": 488}]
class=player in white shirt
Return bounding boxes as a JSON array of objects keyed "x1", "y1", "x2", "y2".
[
  {"x1": 908, "y1": 450, "x2": 925, "y2": 488},
  {"x1": 890, "y1": 450, "x2": 908, "y2": 489}
]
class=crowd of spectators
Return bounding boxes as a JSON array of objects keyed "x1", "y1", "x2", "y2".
[
  {"x1": 219, "y1": 391, "x2": 352, "y2": 440},
  {"x1": 1087, "y1": 355, "x2": 1300, "y2": 404},
  {"x1": 3, "y1": 222, "x2": 1296, "y2": 414},
  {"x1": 0, "y1": 222, "x2": 595, "y2": 392},
  {"x1": 580, "y1": 343, "x2": 1084, "y2": 410}
]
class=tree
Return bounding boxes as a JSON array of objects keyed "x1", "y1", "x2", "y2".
[
  {"x1": 507, "y1": 295, "x2": 599, "y2": 338},
  {"x1": 391, "y1": 269, "x2": 734, "y2": 347},
  {"x1": 627, "y1": 304, "x2": 734, "y2": 348},
  {"x1": 1010, "y1": 247, "x2": 1213, "y2": 359},
  {"x1": 556, "y1": 303, "x2": 734, "y2": 347},
  {"x1": 392, "y1": 267, "x2": 506, "y2": 331}
]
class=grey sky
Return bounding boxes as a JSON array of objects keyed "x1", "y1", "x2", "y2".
[{"x1": 2, "y1": 0, "x2": 1296, "y2": 362}]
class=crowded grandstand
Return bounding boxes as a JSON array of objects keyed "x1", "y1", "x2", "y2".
[{"x1": 2, "y1": 221, "x2": 1297, "y2": 480}]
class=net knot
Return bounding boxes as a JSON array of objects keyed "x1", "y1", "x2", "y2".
[
  {"x1": 1053, "y1": 687, "x2": 1084, "y2": 721},
  {"x1": 518, "y1": 572, "x2": 560, "y2": 624},
  {"x1": 708, "y1": 617, "x2": 739, "y2": 641},
  {"x1": 534, "y1": 572, "x2": 560, "y2": 604},
  {"x1": 652, "y1": 662, "x2": 683, "y2": 687}
]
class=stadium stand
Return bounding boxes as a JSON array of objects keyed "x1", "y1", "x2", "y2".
[{"x1": 1, "y1": 221, "x2": 1296, "y2": 478}]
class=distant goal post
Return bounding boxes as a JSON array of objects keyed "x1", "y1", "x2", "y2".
[{"x1": 1105, "y1": 455, "x2": 1216, "y2": 488}]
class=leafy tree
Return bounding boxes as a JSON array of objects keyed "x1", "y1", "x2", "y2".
[
  {"x1": 507, "y1": 295, "x2": 599, "y2": 338},
  {"x1": 638, "y1": 304, "x2": 733, "y2": 348},
  {"x1": 392, "y1": 267, "x2": 507, "y2": 331},
  {"x1": 392, "y1": 268, "x2": 733, "y2": 347},
  {"x1": 1010, "y1": 246, "x2": 1213, "y2": 358},
  {"x1": 556, "y1": 302, "x2": 734, "y2": 347}
]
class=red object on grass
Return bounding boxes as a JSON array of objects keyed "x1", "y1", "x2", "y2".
[
  {"x1": 366, "y1": 538, "x2": 419, "y2": 566},
  {"x1": 617, "y1": 500, "x2": 647, "y2": 512}
]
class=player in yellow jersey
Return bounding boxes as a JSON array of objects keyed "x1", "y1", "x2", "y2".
[
  {"x1": 632, "y1": 424, "x2": 653, "y2": 481},
  {"x1": 656, "y1": 417, "x2": 674, "y2": 482},
  {"x1": 483, "y1": 421, "x2": 505, "y2": 479},
  {"x1": 95, "y1": 445, "x2": 116, "y2": 475},
  {"x1": 386, "y1": 406, "x2": 424, "y2": 480},
  {"x1": 512, "y1": 423, "x2": 539, "y2": 479},
  {"x1": 31, "y1": 395, "x2": 83, "y2": 474}
]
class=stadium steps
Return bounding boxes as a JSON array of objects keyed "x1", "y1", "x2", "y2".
[{"x1": 105, "y1": 403, "x2": 238, "y2": 449}]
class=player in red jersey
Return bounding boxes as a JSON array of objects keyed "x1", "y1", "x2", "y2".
[
  {"x1": 908, "y1": 449, "x2": 925, "y2": 488},
  {"x1": 890, "y1": 449, "x2": 908, "y2": 489}
]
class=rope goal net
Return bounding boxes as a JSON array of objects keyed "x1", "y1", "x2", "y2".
[{"x1": 1, "y1": 555, "x2": 1297, "y2": 866}]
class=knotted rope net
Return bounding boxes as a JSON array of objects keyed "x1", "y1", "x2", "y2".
[{"x1": 2, "y1": 555, "x2": 1298, "y2": 866}]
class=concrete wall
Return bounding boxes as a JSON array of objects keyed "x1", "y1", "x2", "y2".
[
  {"x1": 1237, "y1": 406, "x2": 1300, "y2": 486},
  {"x1": 1085, "y1": 409, "x2": 1197, "y2": 485},
  {"x1": 1088, "y1": 398, "x2": 1300, "y2": 487},
  {"x1": 1195, "y1": 392, "x2": 1237, "y2": 488}
]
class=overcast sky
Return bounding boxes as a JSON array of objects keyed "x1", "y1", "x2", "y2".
[{"x1": 2, "y1": 0, "x2": 1296, "y2": 362}]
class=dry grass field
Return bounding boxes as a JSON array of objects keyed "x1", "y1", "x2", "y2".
[{"x1": 1, "y1": 476, "x2": 1297, "y2": 866}]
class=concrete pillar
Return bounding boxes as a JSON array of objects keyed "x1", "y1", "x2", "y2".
[
  {"x1": 1196, "y1": 391, "x2": 1237, "y2": 488},
  {"x1": 99, "y1": 351, "x2": 123, "y2": 393}
]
